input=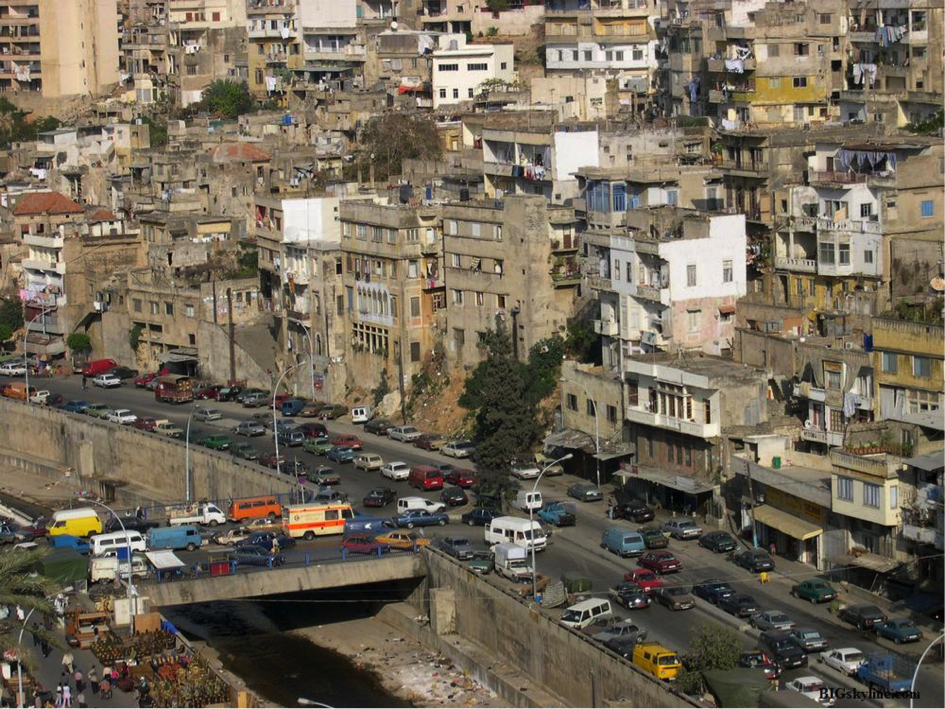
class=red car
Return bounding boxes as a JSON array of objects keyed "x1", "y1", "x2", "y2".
[
  {"x1": 195, "y1": 385, "x2": 222, "y2": 400},
  {"x1": 133, "y1": 416, "x2": 158, "y2": 432},
  {"x1": 135, "y1": 372, "x2": 158, "y2": 388},
  {"x1": 18, "y1": 517, "x2": 50, "y2": 540},
  {"x1": 414, "y1": 434, "x2": 444, "y2": 451},
  {"x1": 623, "y1": 569, "x2": 663, "y2": 594},
  {"x1": 445, "y1": 469, "x2": 478, "y2": 488},
  {"x1": 296, "y1": 422, "x2": 328, "y2": 439},
  {"x1": 331, "y1": 434, "x2": 363, "y2": 450},
  {"x1": 272, "y1": 393, "x2": 293, "y2": 407},
  {"x1": 258, "y1": 452, "x2": 286, "y2": 469},
  {"x1": 341, "y1": 535, "x2": 390, "y2": 556},
  {"x1": 637, "y1": 551, "x2": 682, "y2": 574}
]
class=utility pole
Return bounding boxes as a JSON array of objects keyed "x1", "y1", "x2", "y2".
[
  {"x1": 226, "y1": 288, "x2": 236, "y2": 383},
  {"x1": 396, "y1": 339, "x2": 407, "y2": 424},
  {"x1": 212, "y1": 280, "x2": 218, "y2": 325},
  {"x1": 510, "y1": 305, "x2": 520, "y2": 360},
  {"x1": 746, "y1": 459, "x2": 759, "y2": 549}
]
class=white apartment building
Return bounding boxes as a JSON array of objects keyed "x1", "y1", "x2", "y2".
[{"x1": 432, "y1": 34, "x2": 514, "y2": 108}]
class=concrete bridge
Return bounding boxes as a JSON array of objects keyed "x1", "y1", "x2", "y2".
[{"x1": 142, "y1": 554, "x2": 426, "y2": 607}]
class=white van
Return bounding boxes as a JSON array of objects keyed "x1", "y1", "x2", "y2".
[
  {"x1": 484, "y1": 516, "x2": 547, "y2": 551},
  {"x1": 559, "y1": 598, "x2": 613, "y2": 630},
  {"x1": 351, "y1": 406, "x2": 374, "y2": 424},
  {"x1": 511, "y1": 491, "x2": 543, "y2": 512},
  {"x1": 397, "y1": 497, "x2": 446, "y2": 515},
  {"x1": 89, "y1": 530, "x2": 147, "y2": 557},
  {"x1": 89, "y1": 554, "x2": 150, "y2": 584}
]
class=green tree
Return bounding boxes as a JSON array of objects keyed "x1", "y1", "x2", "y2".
[
  {"x1": 129, "y1": 324, "x2": 143, "y2": 351},
  {"x1": 141, "y1": 115, "x2": 168, "y2": 148},
  {"x1": 0, "y1": 547, "x2": 61, "y2": 669},
  {"x1": 564, "y1": 321, "x2": 602, "y2": 364},
  {"x1": 0, "y1": 323, "x2": 12, "y2": 342},
  {"x1": 66, "y1": 332, "x2": 92, "y2": 353},
  {"x1": 0, "y1": 298, "x2": 23, "y2": 332},
  {"x1": 523, "y1": 336, "x2": 565, "y2": 404},
  {"x1": 485, "y1": 0, "x2": 510, "y2": 10},
  {"x1": 351, "y1": 113, "x2": 443, "y2": 183},
  {"x1": 677, "y1": 623, "x2": 743, "y2": 695},
  {"x1": 0, "y1": 98, "x2": 61, "y2": 147},
  {"x1": 200, "y1": 80, "x2": 255, "y2": 119}
]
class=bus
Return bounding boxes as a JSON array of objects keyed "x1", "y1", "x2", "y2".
[{"x1": 283, "y1": 503, "x2": 354, "y2": 540}]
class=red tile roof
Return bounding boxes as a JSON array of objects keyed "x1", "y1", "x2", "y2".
[
  {"x1": 209, "y1": 142, "x2": 271, "y2": 162},
  {"x1": 13, "y1": 192, "x2": 84, "y2": 216},
  {"x1": 88, "y1": 208, "x2": 118, "y2": 222}
]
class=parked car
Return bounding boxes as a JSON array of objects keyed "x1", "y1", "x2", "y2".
[
  {"x1": 693, "y1": 579, "x2": 735, "y2": 604},
  {"x1": 433, "y1": 535, "x2": 475, "y2": 560},
  {"x1": 314, "y1": 488, "x2": 349, "y2": 505},
  {"x1": 134, "y1": 372, "x2": 158, "y2": 387},
  {"x1": 617, "y1": 500, "x2": 654, "y2": 523},
  {"x1": 738, "y1": 651, "x2": 782, "y2": 681},
  {"x1": 380, "y1": 462, "x2": 410, "y2": 481},
  {"x1": 593, "y1": 621, "x2": 648, "y2": 646},
  {"x1": 873, "y1": 618, "x2": 922, "y2": 644},
  {"x1": 296, "y1": 422, "x2": 328, "y2": 439},
  {"x1": 376, "y1": 530, "x2": 430, "y2": 551},
  {"x1": 0, "y1": 361, "x2": 26, "y2": 376},
  {"x1": 390, "y1": 509, "x2": 449, "y2": 529},
  {"x1": 242, "y1": 393, "x2": 268, "y2": 408},
  {"x1": 567, "y1": 483, "x2": 603, "y2": 502},
  {"x1": 444, "y1": 469, "x2": 477, "y2": 488},
  {"x1": 106, "y1": 409, "x2": 137, "y2": 425},
  {"x1": 363, "y1": 419, "x2": 394, "y2": 436},
  {"x1": 133, "y1": 416, "x2": 158, "y2": 432},
  {"x1": 603, "y1": 636, "x2": 640, "y2": 660},
  {"x1": 341, "y1": 535, "x2": 389, "y2": 556},
  {"x1": 461, "y1": 507, "x2": 499, "y2": 527},
  {"x1": 62, "y1": 400, "x2": 91, "y2": 414},
  {"x1": 819, "y1": 648, "x2": 865, "y2": 676},
  {"x1": 734, "y1": 548, "x2": 775, "y2": 573},
  {"x1": 655, "y1": 586, "x2": 695, "y2": 611},
  {"x1": 353, "y1": 453, "x2": 384, "y2": 471},
  {"x1": 510, "y1": 461, "x2": 541, "y2": 480},
  {"x1": 327, "y1": 447, "x2": 356, "y2": 463},
  {"x1": 637, "y1": 527, "x2": 669, "y2": 549},
  {"x1": 92, "y1": 373, "x2": 122, "y2": 388},
  {"x1": 791, "y1": 579, "x2": 839, "y2": 604},
  {"x1": 230, "y1": 443, "x2": 259, "y2": 461},
  {"x1": 440, "y1": 441, "x2": 476, "y2": 458},
  {"x1": 107, "y1": 366, "x2": 138, "y2": 380},
  {"x1": 789, "y1": 628, "x2": 829, "y2": 652},
  {"x1": 759, "y1": 631, "x2": 808, "y2": 670},
  {"x1": 414, "y1": 433, "x2": 446, "y2": 450},
  {"x1": 388, "y1": 425, "x2": 422, "y2": 443},
  {"x1": 198, "y1": 434, "x2": 231, "y2": 451},
  {"x1": 699, "y1": 530, "x2": 738, "y2": 553},
  {"x1": 623, "y1": 569, "x2": 663, "y2": 594},
  {"x1": 232, "y1": 544, "x2": 285, "y2": 567},
  {"x1": 235, "y1": 420, "x2": 265, "y2": 437},
  {"x1": 84, "y1": 403, "x2": 111, "y2": 418},
  {"x1": 277, "y1": 429, "x2": 306, "y2": 448},
  {"x1": 212, "y1": 528, "x2": 253, "y2": 546},
  {"x1": 637, "y1": 551, "x2": 681, "y2": 574},
  {"x1": 310, "y1": 466, "x2": 341, "y2": 487},
  {"x1": 154, "y1": 420, "x2": 184, "y2": 438},
  {"x1": 236, "y1": 388, "x2": 265, "y2": 403},
  {"x1": 440, "y1": 487, "x2": 468, "y2": 507},
  {"x1": 194, "y1": 408, "x2": 222, "y2": 422},
  {"x1": 195, "y1": 385, "x2": 222, "y2": 400},
  {"x1": 609, "y1": 582, "x2": 651, "y2": 610},
  {"x1": 363, "y1": 487, "x2": 396, "y2": 508},
  {"x1": 238, "y1": 532, "x2": 296, "y2": 552},
  {"x1": 785, "y1": 677, "x2": 835, "y2": 707},
  {"x1": 318, "y1": 404, "x2": 346, "y2": 420},
  {"x1": 330, "y1": 434, "x2": 363, "y2": 450},
  {"x1": 838, "y1": 604, "x2": 888, "y2": 631},
  {"x1": 302, "y1": 438, "x2": 335, "y2": 456},
  {"x1": 661, "y1": 519, "x2": 703, "y2": 540},
  {"x1": 214, "y1": 386, "x2": 240, "y2": 402},
  {"x1": 751, "y1": 610, "x2": 796, "y2": 632},
  {"x1": 719, "y1": 593, "x2": 760, "y2": 618},
  {"x1": 258, "y1": 453, "x2": 286, "y2": 469}
]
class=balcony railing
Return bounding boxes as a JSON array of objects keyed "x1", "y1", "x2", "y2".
[
  {"x1": 774, "y1": 256, "x2": 817, "y2": 273},
  {"x1": 587, "y1": 275, "x2": 613, "y2": 291},
  {"x1": 594, "y1": 318, "x2": 618, "y2": 336},
  {"x1": 635, "y1": 284, "x2": 663, "y2": 302},
  {"x1": 810, "y1": 170, "x2": 895, "y2": 185}
]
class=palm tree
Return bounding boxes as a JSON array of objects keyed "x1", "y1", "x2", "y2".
[{"x1": 0, "y1": 547, "x2": 62, "y2": 671}]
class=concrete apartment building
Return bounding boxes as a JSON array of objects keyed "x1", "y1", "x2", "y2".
[
  {"x1": 246, "y1": 0, "x2": 302, "y2": 101},
  {"x1": 431, "y1": 34, "x2": 514, "y2": 108},
  {"x1": 871, "y1": 317, "x2": 944, "y2": 420},
  {"x1": 295, "y1": 0, "x2": 367, "y2": 88},
  {"x1": 0, "y1": 0, "x2": 119, "y2": 98},
  {"x1": 440, "y1": 194, "x2": 581, "y2": 363}
]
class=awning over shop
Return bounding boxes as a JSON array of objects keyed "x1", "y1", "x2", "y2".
[
  {"x1": 593, "y1": 446, "x2": 634, "y2": 461},
  {"x1": 632, "y1": 468, "x2": 714, "y2": 494},
  {"x1": 831, "y1": 552, "x2": 901, "y2": 574},
  {"x1": 544, "y1": 428, "x2": 595, "y2": 454},
  {"x1": 753, "y1": 505, "x2": 822, "y2": 541},
  {"x1": 145, "y1": 550, "x2": 186, "y2": 570},
  {"x1": 157, "y1": 347, "x2": 199, "y2": 363}
]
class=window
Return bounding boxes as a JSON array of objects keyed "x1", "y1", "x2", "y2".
[
  {"x1": 819, "y1": 13, "x2": 832, "y2": 24},
  {"x1": 703, "y1": 400, "x2": 712, "y2": 424},
  {"x1": 586, "y1": 399, "x2": 596, "y2": 416},
  {"x1": 150, "y1": 301, "x2": 159, "y2": 315},
  {"x1": 818, "y1": 242, "x2": 835, "y2": 265},
  {"x1": 860, "y1": 203, "x2": 873, "y2": 218},
  {"x1": 768, "y1": 44, "x2": 780, "y2": 58},
  {"x1": 453, "y1": 89, "x2": 459, "y2": 99},
  {"x1": 387, "y1": 228, "x2": 397, "y2": 244},
  {"x1": 908, "y1": 389, "x2": 942, "y2": 413},
  {"x1": 446, "y1": 220, "x2": 458, "y2": 235},
  {"x1": 439, "y1": 89, "x2": 446, "y2": 99},
  {"x1": 451, "y1": 253, "x2": 461, "y2": 268},
  {"x1": 722, "y1": 260, "x2": 733, "y2": 283},
  {"x1": 566, "y1": 394, "x2": 578, "y2": 411},
  {"x1": 466, "y1": 63, "x2": 487, "y2": 71},
  {"x1": 687, "y1": 310, "x2": 701, "y2": 334},
  {"x1": 921, "y1": 199, "x2": 934, "y2": 218},
  {"x1": 826, "y1": 368, "x2": 842, "y2": 390},
  {"x1": 495, "y1": 225, "x2": 502, "y2": 241},
  {"x1": 584, "y1": 50, "x2": 592, "y2": 61},
  {"x1": 864, "y1": 250, "x2": 874, "y2": 264},
  {"x1": 912, "y1": 356, "x2": 931, "y2": 378},
  {"x1": 632, "y1": 48, "x2": 643, "y2": 61},
  {"x1": 468, "y1": 89, "x2": 474, "y2": 98},
  {"x1": 837, "y1": 476, "x2": 854, "y2": 501},
  {"x1": 185, "y1": 303, "x2": 195, "y2": 318},
  {"x1": 500, "y1": 62, "x2": 507, "y2": 70},
  {"x1": 475, "y1": 291, "x2": 484, "y2": 307},
  {"x1": 890, "y1": 485, "x2": 898, "y2": 509},
  {"x1": 133, "y1": 299, "x2": 142, "y2": 313},
  {"x1": 452, "y1": 289, "x2": 464, "y2": 306},
  {"x1": 794, "y1": 43, "x2": 809, "y2": 56},
  {"x1": 613, "y1": 260, "x2": 621, "y2": 281},
  {"x1": 471, "y1": 222, "x2": 481, "y2": 237},
  {"x1": 838, "y1": 243, "x2": 850, "y2": 265},
  {"x1": 614, "y1": 51, "x2": 624, "y2": 61},
  {"x1": 881, "y1": 351, "x2": 898, "y2": 374},
  {"x1": 410, "y1": 297, "x2": 420, "y2": 318},
  {"x1": 863, "y1": 482, "x2": 881, "y2": 509},
  {"x1": 164, "y1": 302, "x2": 173, "y2": 316},
  {"x1": 408, "y1": 260, "x2": 419, "y2": 278},
  {"x1": 497, "y1": 294, "x2": 507, "y2": 309},
  {"x1": 686, "y1": 264, "x2": 697, "y2": 287},
  {"x1": 410, "y1": 342, "x2": 421, "y2": 363},
  {"x1": 438, "y1": 63, "x2": 459, "y2": 72},
  {"x1": 606, "y1": 405, "x2": 618, "y2": 424},
  {"x1": 792, "y1": 77, "x2": 808, "y2": 88}
]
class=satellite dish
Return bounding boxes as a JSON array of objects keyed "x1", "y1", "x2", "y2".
[
  {"x1": 390, "y1": 21, "x2": 398, "y2": 31},
  {"x1": 931, "y1": 276, "x2": 944, "y2": 293}
]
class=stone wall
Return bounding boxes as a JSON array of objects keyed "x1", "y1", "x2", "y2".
[
  {"x1": 0, "y1": 398, "x2": 297, "y2": 502},
  {"x1": 416, "y1": 549, "x2": 695, "y2": 709}
]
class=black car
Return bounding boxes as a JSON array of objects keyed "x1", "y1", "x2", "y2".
[
  {"x1": 738, "y1": 651, "x2": 782, "y2": 681},
  {"x1": 233, "y1": 544, "x2": 285, "y2": 567},
  {"x1": 461, "y1": 506, "x2": 499, "y2": 526},
  {"x1": 839, "y1": 604, "x2": 888, "y2": 631},
  {"x1": 609, "y1": 581, "x2": 651, "y2": 610},
  {"x1": 719, "y1": 593, "x2": 760, "y2": 618},
  {"x1": 603, "y1": 636, "x2": 639, "y2": 660},
  {"x1": 617, "y1": 499, "x2": 655, "y2": 523},
  {"x1": 699, "y1": 530, "x2": 738, "y2": 553},
  {"x1": 364, "y1": 419, "x2": 394, "y2": 435},
  {"x1": 107, "y1": 366, "x2": 138, "y2": 380},
  {"x1": 105, "y1": 516, "x2": 160, "y2": 534},
  {"x1": 734, "y1": 548, "x2": 775, "y2": 573},
  {"x1": 758, "y1": 631, "x2": 807, "y2": 669},
  {"x1": 440, "y1": 487, "x2": 469, "y2": 507},
  {"x1": 693, "y1": 579, "x2": 736, "y2": 604},
  {"x1": 363, "y1": 487, "x2": 396, "y2": 508},
  {"x1": 43, "y1": 393, "x2": 64, "y2": 408},
  {"x1": 216, "y1": 386, "x2": 242, "y2": 402},
  {"x1": 237, "y1": 532, "x2": 296, "y2": 552}
]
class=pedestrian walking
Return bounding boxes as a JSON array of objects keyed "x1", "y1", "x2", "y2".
[
  {"x1": 40, "y1": 638, "x2": 51, "y2": 658},
  {"x1": 76, "y1": 694, "x2": 86, "y2": 709},
  {"x1": 54, "y1": 685, "x2": 62, "y2": 708},
  {"x1": 61, "y1": 685, "x2": 72, "y2": 709},
  {"x1": 81, "y1": 375, "x2": 87, "y2": 391},
  {"x1": 33, "y1": 690, "x2": 43, "y2": 707},
  {"x1": 73, "y1": 669, "x2": 84, "y2": 694},
  {"x1": 32, "y1": 629, "x2": 40, "y2": 647},
  {"x1": 61, "y1": 651, "x2": 75, "y2": 675},
  {"x1": 88, "y1": 667, "x2": 99, "y2": 695},
  {"x1": 15, "y1": 605, "x2": 25, "y2": 622}
]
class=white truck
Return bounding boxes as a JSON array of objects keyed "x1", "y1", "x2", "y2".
[
  {"x1": 494, "y1": 542, "x2": 533, "y2": 582},
  {"x1": 167, "y1": 503, "x2": 226, "y2": 527},
  {"x1": 154, "y1": 420, "x2": 184, "y2": 438}
]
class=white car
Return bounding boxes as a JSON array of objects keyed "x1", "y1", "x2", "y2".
[
  {"x1": 107, "y1": 409, "x2": 137, "y2": 425},
  {"x1": 819, "y1": 648, "x2": 865, "y2": 676},
  {"x1": 381, "y1": 462, "x2": 410, "y2": 481},
  {"x1": 661, "y1": 518, "x2": 704, "y2": 540},
  {"x1": 511, "y1": 461, "x2": 541, "y2": 479},
  {"x1": 784, "y1": 677, "x2": 835, "y2": 707},
  {"x1": 92, "y1": 373, "x2": 121, "y2": 388},
  {"x1": 194, "y1": 408, "x2": 222, "y2": 421},
  {"x1": 440, "y1": 441, "x2": 475, "y2": 458},
  {"x1": 0, "y1": 362, "x2": 27, "y2": 376},
  {"x1": 388, "y1": 425, "x2": 422, "y2": 442},
  {"x1": 29, "y1": 390, "x2": 51, "y2": 404}
]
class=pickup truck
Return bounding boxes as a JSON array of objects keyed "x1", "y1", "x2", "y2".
[
  {"x1": 494, "y1": 542, "x2": 532, "y2": 582},
  {"x1": 154, "y1": 420, "x2": 184, "y2": 438},
  {"x1": 856, "y1": 653, "x2": 915, "y2": 693},
  {"x1": 167, "y1": 503, "x2": 226, "y2": 527},
  {"x1": 537, "y1": 500, "x2": 577, "y2": 527}
]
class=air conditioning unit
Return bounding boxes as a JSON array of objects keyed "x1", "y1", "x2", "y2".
[{"x1": 845, "y1": 342, "x2": 856, "y2": 349}]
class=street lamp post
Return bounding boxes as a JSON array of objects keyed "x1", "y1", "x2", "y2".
[
  {"x1": 24, "y1": 308, "x2": 49, "y2": 408},
  {"x1": 16, "y1": 607, "x2": 37, "y2": 708},
  {"x1": 529, "y1": 454, "x2": 573, "y2": 600},
  {"x1": 560, "y1": 376, "x2": 601, "y2": 488},
  {"x1": 184, "y1": 404, "x2": 199, "y2": 503},
  {"x1": 909, "y1": 631, "x2": 944, "y2": 709},
  {"x1": 79, "y1": 498, "x2": 136, "y2": 635},
  {"x1": 272, "y1": 363, "x2": 302, "y2": 476}
]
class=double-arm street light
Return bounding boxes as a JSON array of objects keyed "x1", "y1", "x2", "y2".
[{"x1": 529, "y1": 453, "x2": 573, "y2": 600}]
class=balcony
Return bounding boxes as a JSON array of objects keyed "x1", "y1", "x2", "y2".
[
  {"x1": 249, "y1": 26, "x2": 297, "y2": 39},
  {"x1": 625, "y1": 406, "x2": 720, "y2": 439},
  {"x1": 848, "y1": 30, "x2": 879, "y2": 43},
  {"x1": 23, "y1": 233, "x2": 64, "y2": 249},
  {"x1": 635, "y1": 284, "x2": 663, "y2": 302},
  {"x1": 286, "y1": 270, "x2": 309, "y2": 285},
  {"x1": 587, "y1": 275, "x2": 613, "y2": 291},
  {"x1": 706, "y1": 58, "x2": 756, "y2": 73},
  {"x1": 774, "y1": 256, "x2": 817, "y2": 273},
  {"x1": 902, "y1": 524, "x2": 944, "y2": 549},
  {"x1": 801, "y1": 428, "x2": 843, "y2": 447},
  {"x1": 815, "y1": 218, "x2": 882, "y2": 235},
  {"x1": 551, "y1": 273, "x2": 581, "y2": 288},
  {"x1": 286, "y1": 309, "x2": 309, "y2": 322},
  {"x1": 594, "y1": 318, "x2": 618, "y2": 336},
  {"x1": 810, "y1": 170, "x2": 895, "y2": 187},
  {"x1": 830, "y1": 450, "x2": 898, "y2": 479},
  {"x1": 21, "y1": 258, "x2": 65, "y2": 275},
  {"x1": 722, "y1": 161, "x2": 768, "y2": 176}
]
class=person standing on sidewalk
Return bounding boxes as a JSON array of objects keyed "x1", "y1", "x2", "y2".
[
  {"x1": 61, "y1": 651, "x2": 75, "y2": 675},
  {"x1": 54, "y1": 685, "x2": 62, "y2": 708},
  {"x1": 61, "y1": 684, "x2": 72, "y2": 709},
  {"x1": 73, "y1": 669, "x2": 83, "y2": 694},
  {"x1": 88, "y1": 667, "x2": 99, "y2": 696}
]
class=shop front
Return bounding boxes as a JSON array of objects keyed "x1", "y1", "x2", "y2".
[{"x1": 749, "y1": 488, "x2": 827, "y2": 570}]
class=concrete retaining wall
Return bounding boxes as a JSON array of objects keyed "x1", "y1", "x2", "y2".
[
  {"x1": 416, "y1": 549, "x2": 696, "y2": 709},
  {"x1": 0, "y1": 398, "x2": 298, "y2": 503}
]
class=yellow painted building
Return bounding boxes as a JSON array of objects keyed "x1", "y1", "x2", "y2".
[{"x1": 872, "y1": 317, "x2": 944, "y2": 418}]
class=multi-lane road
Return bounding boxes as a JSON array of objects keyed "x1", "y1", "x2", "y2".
[{"x1": 4, "y1": 372, "x2": 943, "y2": 707}]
